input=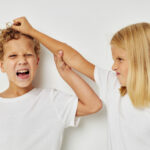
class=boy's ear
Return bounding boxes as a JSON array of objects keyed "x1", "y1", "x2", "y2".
[
  {"x1": 37, "y1": 57, "x2": 40, "y2": 65},
  {"x1": 0, "y1": 61, "x2": 5, "y2": 73}
]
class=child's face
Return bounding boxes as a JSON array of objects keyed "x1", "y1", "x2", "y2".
[
  {"x1": 111, "y1": 45, "x2": 128, "y2": 86},
  {"x1": 0, "y1": 35, "x2": 39, "y2": 88}
]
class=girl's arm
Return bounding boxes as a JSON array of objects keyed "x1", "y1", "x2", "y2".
[
  {"x1": 54, "y1": 51, "x2": 102, "y2": 116},
  {"x1": 12, "y1": 17, "x2": 95, "y2": 80}
]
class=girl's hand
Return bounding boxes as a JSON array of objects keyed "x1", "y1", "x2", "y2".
[
  {"x1": 11, "y1": 16, "x2": 34, "y2": 35},
  {"x1": 54, "y1": 51, "x2": 72, "y2": 76}
]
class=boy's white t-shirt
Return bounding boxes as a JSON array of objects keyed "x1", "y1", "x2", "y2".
[
  {"x1": 0, "y1": 88, "x2": 79, "y2": 150},
  {"x1": 94, "y1": 66, "x2": 150, "y2": 150}
]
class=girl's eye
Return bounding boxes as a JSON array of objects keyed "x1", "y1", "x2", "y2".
[{"x1": 117, "y1": 58, "x2": 123, "y2": 61}]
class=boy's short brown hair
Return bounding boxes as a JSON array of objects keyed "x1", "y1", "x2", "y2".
[{"x1": 0, "y1": 27, "x2": 40, "y2": 60}]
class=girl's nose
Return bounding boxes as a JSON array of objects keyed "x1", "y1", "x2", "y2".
[{"x1": 112, "y1": 62, "x2": 118, "y2": 71}]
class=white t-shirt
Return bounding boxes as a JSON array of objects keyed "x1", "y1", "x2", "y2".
[
  {"x1": 0, "y1": 88, "x2": 79, "y2": 150},
  {"x1": 94, "y1": 66, "x2": 150, "y2": 150}
]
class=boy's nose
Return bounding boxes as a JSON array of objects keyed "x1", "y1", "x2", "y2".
[{"x1": 18, "y1": 57, "x2": 28, "y2": 65}]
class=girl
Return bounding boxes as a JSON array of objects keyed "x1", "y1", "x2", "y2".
[{"x1": 12, "y1": 17, "x2": 150, "y2": 150}]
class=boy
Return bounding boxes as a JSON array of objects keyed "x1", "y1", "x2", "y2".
[{"x1": 0, "y1": 18, "x2": 102, "y2": 150}]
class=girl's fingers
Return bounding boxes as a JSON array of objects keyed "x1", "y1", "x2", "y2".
[
  {"x1": 13, "y1": 22, "x2": 21, "y2": 26},
  {"x1": 13, "y1": 20, "x2": 21, "y2": 26},
  {"x1": 11, "y1": 19, "x2": 22, "y2": 30},
  {"x1": 12, "y1": 17, "x2": 27, "y2": 27},
  {"x1": 11, "y1": 17, "x2": 30, "y2": 34},
  {"x1": 11, "y1": 24, "x2": 21, "y2": 31},
  {"x1": 13, "y1": 16, "x2": 25, "y2": 23}
]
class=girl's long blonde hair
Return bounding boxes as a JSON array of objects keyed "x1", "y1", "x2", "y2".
[{"x1": 111, "y1": 23, "x2": 150, "y2": 108}]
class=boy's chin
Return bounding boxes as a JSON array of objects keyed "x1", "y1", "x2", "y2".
[{"x1": 13, "y1": 81, "x2": 33, "y2": 89}]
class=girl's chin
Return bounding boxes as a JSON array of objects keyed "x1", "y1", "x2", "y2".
[
  {"x1": 120, "y1": 82, "x2": 126, "y2": 86},
  {"x1": 119, "y1": 80, "x2": 126, "y2": 86}
]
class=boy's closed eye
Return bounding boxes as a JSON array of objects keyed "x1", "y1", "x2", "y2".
[
  {"x1": 25, "y1": 54, "x2": 33, "y2": 57},
  {"x1": 8, "y1": 54, "x2": 33, "y2": 58},
  {"x1": 9, "y1": 54, "x2": 17, "y2": 58}
]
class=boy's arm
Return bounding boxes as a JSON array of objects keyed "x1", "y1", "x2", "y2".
[
  {"x1": 12, "y1": 17, "x2": 95, "y2": 80},
  {"x1": 54, "y1": 51, "x2": 102, "y2": 116}
]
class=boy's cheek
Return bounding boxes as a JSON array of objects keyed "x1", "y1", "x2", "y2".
[{"x1": 37, "y1": 57, "x2": 40, "y2": 65}]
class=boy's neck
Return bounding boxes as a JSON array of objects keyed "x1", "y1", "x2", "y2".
[{"x1": 0, "y1": 84, "x2": 34, "y2": 98}]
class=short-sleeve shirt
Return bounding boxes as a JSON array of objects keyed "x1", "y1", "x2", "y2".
[
  {"x1": 94, "y1": 66, "x2": 150, "y2": 150},
  {"x1": 0, "y1": 88, "x2": 79, "y2": 150}
]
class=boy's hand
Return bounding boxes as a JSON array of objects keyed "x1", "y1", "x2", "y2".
[
  {"x1": 54, "y1": 51, "x2": 72, "y2": 76},
  {"x1": 54, "y1": 50, "x2": 102, "y2": 116},
  {"x1": 11, "y1": 17, "x2": 34, "y2": 35}
]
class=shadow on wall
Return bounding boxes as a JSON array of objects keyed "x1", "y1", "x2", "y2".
[
  {"x1": 33, "y1": 46, "x2": 54, "y2": 88},
  {"x1": 61, "y1": 107, "x2": 107, "y2": 150}
]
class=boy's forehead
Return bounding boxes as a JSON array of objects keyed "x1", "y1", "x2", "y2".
[{"x1": 3, "y1": 35, "x2": 35, "y2": 53}]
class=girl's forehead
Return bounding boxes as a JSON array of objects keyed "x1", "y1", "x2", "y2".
[{"x1": 111, "y1": 45, "x2": 127, "y2": 58}]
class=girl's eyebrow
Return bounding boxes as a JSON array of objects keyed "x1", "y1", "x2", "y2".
[
  {"x1": 116, "y1": 56, "x2": 122, "y2": 59},
  {"x1": 112, "y1": 56, "x2": 124, "y2": 61}
]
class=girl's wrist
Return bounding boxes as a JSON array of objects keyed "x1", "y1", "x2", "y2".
[{"x1": 29, "y1": 28, "x2": 37, "y2": 37}]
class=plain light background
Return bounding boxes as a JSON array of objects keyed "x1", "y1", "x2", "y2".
[{"x1": 0, "y1": 0, "x2": 150, "y2": 149}]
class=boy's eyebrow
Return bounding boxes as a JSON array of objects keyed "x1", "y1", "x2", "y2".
[{"x1": 5, "y1": 51, "x2": 17, "y2": 55}]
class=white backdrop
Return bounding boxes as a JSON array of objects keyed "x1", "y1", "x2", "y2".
[{"x1": 0, "y1": 0, "x2": 150, "y2": 149}]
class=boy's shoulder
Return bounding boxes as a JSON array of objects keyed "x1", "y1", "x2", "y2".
[
  {"x1": 36, "y1": 88, "x2": 73, "y2": 100},
  {"x1": 36, "y1": 87, "x2": 55, "y2": 93},
  {"x1": 0, "y1": 91, "x2": 10, "y2": 98},
  {"x1": 34, "y1": 88, "x2": 58, "y2": 97},
  {"x1": 0, "y1": 88, "x2": 64, "y2": 99}
]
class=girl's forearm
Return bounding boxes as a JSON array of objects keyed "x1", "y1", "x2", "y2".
[
  {"x1": 30, "y1": 28, "x2": 79, "y2": 62},
  {"x1": 30, "y1": 28, "x2": 95, "y2": 80}
]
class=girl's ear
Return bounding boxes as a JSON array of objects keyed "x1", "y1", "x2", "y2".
[{"x1": 0, "y1": 61, "x2": 5, "y2": 73}]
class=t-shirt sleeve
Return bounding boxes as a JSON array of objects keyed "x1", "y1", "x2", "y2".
[
  {"x1": 51, "y1": 89, "x2": 80, "y2": 128},
  {"x1": 94, "y1": 66, "x2": 119, "y2": 103}
]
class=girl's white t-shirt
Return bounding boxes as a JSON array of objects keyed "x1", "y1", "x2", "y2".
[
  {"x1": 0, "y1": 88, "x2": 79, "y2": 150},
  {"x1": 94, "y1": 66, "x2": 150, "y2": 150}
]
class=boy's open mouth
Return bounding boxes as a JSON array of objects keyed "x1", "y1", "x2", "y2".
[{"x1": 16, "y1": 69, "x2": 30, "y2": 79}]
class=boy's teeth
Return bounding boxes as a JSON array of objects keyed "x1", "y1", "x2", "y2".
[
  {"x1": 16, "y1": 69, "x2": 30, "y2": 76},
  {"x1": 19, "y1": 70, "x2": 27, "y2": 73},
  {"x1": 18, "y1": 70, "x2": 28, "y2": 73}
]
